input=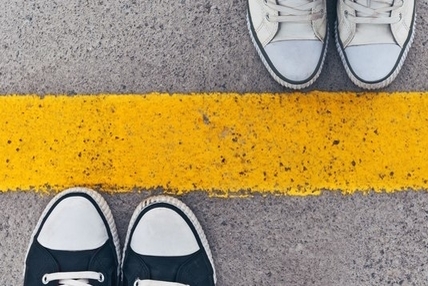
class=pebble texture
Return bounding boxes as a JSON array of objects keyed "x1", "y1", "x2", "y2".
[{"x1": 1, "y1": 0, "x2": 428, "y2": 285}]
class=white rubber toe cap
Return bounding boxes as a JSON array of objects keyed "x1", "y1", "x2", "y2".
[
  {"x1": 37, "y1": 196, "x2": 109, "y2": 251},
  {"x1": 345, "y1": 44, "x2": 402, "y2": 82},
  {"x1": 130, "y1": 207, "x2": 199, "y2": 257},
  {"x1": 264, "y1": 40, "x2": 323, "y2": 82}
]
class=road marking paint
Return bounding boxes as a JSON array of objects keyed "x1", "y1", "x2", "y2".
[{"x1": 1, "y1": 92, "x2": 427, "y2": 196}]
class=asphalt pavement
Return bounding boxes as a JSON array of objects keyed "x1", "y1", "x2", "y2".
[{"x1": 1, "y1": 1, "x2": 428, "y2": 285}]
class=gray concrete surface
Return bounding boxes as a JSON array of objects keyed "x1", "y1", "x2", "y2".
[
  {"x1": 3, "y1": 191, "x2": 428, "y2": 285},
  {"x1": 0, "y1": 1, "x2": 427, "y2": 94},
  {"x1": 1, "y1": 0, "x2": 428, "y2": 285}
]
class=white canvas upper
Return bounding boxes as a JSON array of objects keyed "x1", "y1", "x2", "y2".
[
  {"x1": 37, "y1": 196, "x2": 109, "y2": 251},
  {"x1": 248, "y1": 0, "x2": 326, "y2": 45},
  {"x1": 337, "y1": 0, "x2": 414, "y2": 48},
  {"x1": 336, "y1": 0, "x2": 416, "y2": 88},
  {"x1": 247, "y1": 0, "x2": 327, "y2": 89},
  {"x1": 130, "y1": 207, "x2": 200, "y2": 256}
]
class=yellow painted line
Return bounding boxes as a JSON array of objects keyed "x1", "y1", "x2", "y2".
[{"x1": 1, "y1": 92, "x2": 428, "y2": 196}]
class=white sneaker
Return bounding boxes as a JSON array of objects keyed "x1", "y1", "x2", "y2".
[
  {"x1": 247, "y1": 0, "x2": 328, "y2": 89},
  {"x1": 336, "y1": 0, "x2": 416, "y2": 89}
]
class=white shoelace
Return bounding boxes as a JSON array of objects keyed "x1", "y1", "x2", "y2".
[
  {"x1": 133, "y1": 279, "x2": 189, "y2": 286},
  {"x1": 264, "y1": 0, "x2": 324, "y2": 23},
  {"x1": 42, "y1": 271, "x2": 104, "y2": 286},
  {"x1": 343, "y1": 0, "x2": 404, "y2": 24}
]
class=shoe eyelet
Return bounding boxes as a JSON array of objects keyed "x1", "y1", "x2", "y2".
[
  {"x1": 399, "y1": 13, "x2": 403, "y2": 20},
  {"x1": 98, "y1": 273, "x2": 105, "y2": 283},
  {"x1": 263, "y1": 0, "x2": 268, "y2": 4},
  {"x1": 133, "y1": 279, "x2": 140, "y2": 286},
  {"x1": 344, "y1": 10, "x2": 349, "y2": 18},
  {"x1": 265, "y1": 14, "x2": 271, "y2": 22},
  {"x1": 42, "y1": 274, "x2": 49, "y2": 285}
]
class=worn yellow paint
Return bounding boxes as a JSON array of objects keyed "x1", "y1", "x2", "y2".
[{"x1": 0, "y1": 92, "x2": 427, "y2": 196}]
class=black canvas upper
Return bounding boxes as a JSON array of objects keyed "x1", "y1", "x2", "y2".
[
  {"x1": 23, "y1": 192, "x2": 119, "y2": 286},
  {"x1": 122, "y1": 249, "x2": 214, "y2": 286},
  {"x1": 24, "y1": 241, "x2": 118, "y2": 286}
]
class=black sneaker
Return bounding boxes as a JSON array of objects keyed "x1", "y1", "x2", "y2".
[
  {"x1": 121, "y1": 196, "x2": 216, "y2": 286},
  {"x1": 23, "y1": 188, "x2": 121, "y2": 286}
]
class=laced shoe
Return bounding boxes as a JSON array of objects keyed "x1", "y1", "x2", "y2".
[
  {"x1": 23, "y1": 188, "x2": 121, "y2": 286},
  {"x1": 247, "y1": 0, "x2": 328, "y2": 89},
  {"x1": 336, "y1": 0, "x2": 416, "y2": 89},
  {"x1": 121, "y1": 196, "x2": 216, "y2": 286}
]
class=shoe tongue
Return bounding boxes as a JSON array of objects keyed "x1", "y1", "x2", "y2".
[
  {"x1": 349, "y1": 0, "x2": 396, "y2": 46},
  {"x1": 272, "y1": 0, "x2": 317, "y2": 43},
  {"x1": 49, "y1": 249, "x2": 94, "y2": 272},
  {"x1": 354, "y1": 0, "x2": 394, "y2": 17},
  {"x1": 277, "y1": 0, "x2": 311, "y2": 6}
]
